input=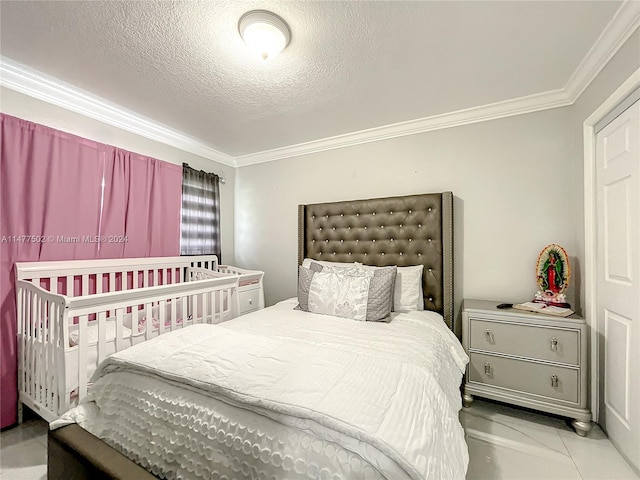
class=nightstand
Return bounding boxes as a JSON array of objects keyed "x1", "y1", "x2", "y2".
[{"x1": 462, "y1": 299, "x2": 591, "y2": 436}]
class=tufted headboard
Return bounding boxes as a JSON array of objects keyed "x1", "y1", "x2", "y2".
[{"x1": 298, "y1": 192, "x2": 454, "y2": 331}]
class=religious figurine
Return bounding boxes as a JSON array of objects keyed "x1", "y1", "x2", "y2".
[{"x1": 534, "y1": 244, "x2": 571, "y2": 308}]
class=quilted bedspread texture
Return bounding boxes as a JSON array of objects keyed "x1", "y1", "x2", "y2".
[{"x1": 53, "y1": 299, "x2": 469, "y2": 480}]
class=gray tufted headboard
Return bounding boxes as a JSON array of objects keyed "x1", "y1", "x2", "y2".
[{"x1": 298, "y1": 192, "x2": 454, "y2": 331}]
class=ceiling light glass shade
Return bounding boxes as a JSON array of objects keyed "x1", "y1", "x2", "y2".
[{"x1": 239, "y1": 10, "x2": 291, "y2": 60}]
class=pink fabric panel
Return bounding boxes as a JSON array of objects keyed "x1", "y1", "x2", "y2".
[
  {"x1": 99, "y1": 148, "x2": 181, "y2": 258},
  {"x1": 1, "y1": 115, "x2": 103, "y2": 427},
  {"x1": 0, "y1": 114, "x2": 182, "y2": 427}
]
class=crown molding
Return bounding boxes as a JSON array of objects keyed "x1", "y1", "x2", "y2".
[
  {"x1": 0, "y1": 57, "x2": 236, "y2": 167},
  {"x1": 235, "y1": 88, "x2": 571, "y2": 167},
  {"x1": 564, "y1": 0, "x2": 640, "y2": 103}
]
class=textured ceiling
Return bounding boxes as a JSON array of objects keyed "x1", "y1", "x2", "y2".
[{"x1": 0, "y1": 1, "x2": 624, "y2": 157}]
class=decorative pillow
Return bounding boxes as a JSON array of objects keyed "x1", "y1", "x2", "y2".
[
  {"x1": 394, "y1": 265, "x2": 425, "y2": 312},
  {"x1": 296, "y1": 263, "x2": 323, "y2": 311},
  {"x1": 301, "y1": 258, "x2": 358, "y2": 269},
  {"x1": 307, "y1": 266, "x2": 374, "y2": 321},
  {"x1": 300, "y1": 258, "x2": 421, "y2": 314},
  {"x1": 364, "y1": 265, "x2": 397, "y2": 322},
  {"x1": 310, "y1": 261, "x2": 396, "y2": 322}
]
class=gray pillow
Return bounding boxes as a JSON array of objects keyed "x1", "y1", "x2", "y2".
[
  {"x1": 309, "y1": 262, "x2": 396, "y2": 322},
  {"x1": 365, "y1": 266, "x2": 397, "y2": 322},
  {"x1": 295, "y1": 263, "x2": 323, "y2": 311}
]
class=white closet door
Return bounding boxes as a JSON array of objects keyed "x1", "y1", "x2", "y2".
[{"x1": 596, "y1": 99, "x2": 640, "y2": 472}]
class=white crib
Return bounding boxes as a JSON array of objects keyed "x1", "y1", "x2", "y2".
[{"x1": 15, "y1": 256, "x2": 243, "y2": 422}]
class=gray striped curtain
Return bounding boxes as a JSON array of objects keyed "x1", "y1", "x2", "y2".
[{"x1": 180, "y1": 164, "x2": 221, "y2": 259}]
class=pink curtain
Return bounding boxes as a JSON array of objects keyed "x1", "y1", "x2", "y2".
[{"x1": 0, "y1": 114, "x2": 182, "y2": 428}]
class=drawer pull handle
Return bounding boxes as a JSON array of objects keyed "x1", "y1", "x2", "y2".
[
  {"x1": 550, "y1": 338, "x2": 558, "y2": 351},
  {"x1": 248, "y1": 299, "x2": 253, "y2": 305},
  {"x1": 551, "y1": 375, "x2": 559, "y2": 388},
  {"x1": 484, "y1": 363, "x2": 492, "y2": 376},
  {"x1": 485, "y1": 330, "x2": 495, "y2": 344}
]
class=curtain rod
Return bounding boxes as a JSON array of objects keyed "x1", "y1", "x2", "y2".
[{"x1": 183, "y1": 163, "x2": 226, "y2": 184}]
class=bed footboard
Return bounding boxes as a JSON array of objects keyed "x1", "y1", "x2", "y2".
[{"x1": 48, "y1": 425, "x2": 157, "y2": 480}]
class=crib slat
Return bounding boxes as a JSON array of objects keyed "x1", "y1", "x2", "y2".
[
  {"x1": 26, "y1": 292, "x2": 35, "y2": 397},
  {"x1": 48, "y1": 302, "x2": 58, "y2": 415},
  {"x1": 182, "y1": 295, "x2": 189, "y2": 329},
  {"x1": 97, "y1": 310, "x2": 107, "y2": 366},
  {"x1": 24, "y1": 289, "x2": 30, "y2": 401},
  {"x1": 153, "y1": 270, "x2": 158, "y2": 287},
  {"x1": 144, "y1": 302, "x2": 152, "y2": 341},
  {"x1": 81, "y1": 275, "x2": 89, "y2": 297},
  {"x1": 171, "y1": 299, "x2": 178, "y2": 331},
  {"x1": 37, "y1": 296, "x2": 44, "y2": 405},
  {"x1": 158, "y1": 299, "x2": 166, "y2": 335},
  {"x1": 23, "y1": 289, "x2": 30, "y2": 401},
  {"x1": 41, "y1": 299, "x2": 50, "y2": 408},
  {"x1": 50, "y1": 277, "x2": 58, "y2": 294},
  {"x1": 202, "y1": 290, "x2": 209, "y2": 325},
  {"x1": 212, "y1": 289, "x2": 217, "y2": 322},
  {"x1": 16, "y1": 285, "x2": 24, "y2": 403},
  {"x1": 29, "y1": 290, "x2": 38, "y2": 401},
  {"x1": 115, "y1": 308, "x2": 124, "y2": 352},
  {"x1": 109, "y1": 272, "x2": 116, "y2": 293},
  {"x1": 216, "y1": 289, "x2": 222, "y2": 323},
  {"x1": 55, "y1": 302, "x2": 62, "y2": 415},
  {"x1": 96, "y1": 274, "x2": 103, "y2": 294},
  {"x1": 66, "y1": 276, "x2": 73, "y2": 296},
  {"x1": 190, "y1": 293, "x2": 196, "y2": 325},
  {"x1": 78, "y1": 314, "x2": 88, "y2": 399}
]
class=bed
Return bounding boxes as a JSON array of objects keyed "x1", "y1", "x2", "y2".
[
  {"x1": 16, "y1": 255, "x2": 254, "y2": 422},
  {"x1": 48, "y1": 191, "x2": 469, "y2": 480}
]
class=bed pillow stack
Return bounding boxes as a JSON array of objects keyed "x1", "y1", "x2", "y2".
[
  {"x1": 296, "y1": 262, "x2": 397, "y2": 322},
  {"x1": 300, "y1": 259, "x2": 424, "y2": 313}
]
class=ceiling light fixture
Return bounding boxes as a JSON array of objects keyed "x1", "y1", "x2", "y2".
[{"x1": 238, "y1": 10, "x2": 291, "y2": 60}]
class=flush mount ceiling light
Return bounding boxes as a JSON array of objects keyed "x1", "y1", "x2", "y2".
[{"x1": 238, "y1": 10, "x2": 291, "y2": 60}]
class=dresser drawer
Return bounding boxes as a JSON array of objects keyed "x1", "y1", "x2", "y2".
[
  {"x1": 469, "y1": 352, "x2": 578, "y2": 403},
  {"x1": 239, "y1": 288, "x2": 260, "y2": 314},
  {"x1": 470, "y1": 318, "x2": 579, "y2": 365}
]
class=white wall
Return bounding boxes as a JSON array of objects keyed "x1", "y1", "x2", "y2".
[
  {"x1": 0, "y1": 87, "x2": 236, "y2": 263},
  {"x1": 235, "y1": 106, "x2": 578, "y2": 316}
]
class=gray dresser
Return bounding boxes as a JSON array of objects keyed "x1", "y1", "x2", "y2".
[{"x1": 462, "y1": 299, "x2": 591, "y2": 436}]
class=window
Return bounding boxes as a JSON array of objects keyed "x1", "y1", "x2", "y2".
[{"x1": 180, "y1": 164, "x2": 221, "y2": 258}]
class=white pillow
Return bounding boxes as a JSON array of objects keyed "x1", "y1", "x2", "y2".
[
  {"x1": 394, "y1": 265, "x2": 424, "y2": 312},
  {"x1": 301, "y1": 258, "x2": 424, "y2": 312},
  {"x1": 307, "y1": 266, "x2": 374, "y2": 321}
]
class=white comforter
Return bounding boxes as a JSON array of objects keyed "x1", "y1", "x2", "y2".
[{"x1": 53, "y1": 298, "x2": 469, "y2": 480}]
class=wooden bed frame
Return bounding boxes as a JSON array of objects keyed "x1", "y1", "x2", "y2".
[{"x1": 48, "y1": 191, "x2": 454, "y2": 479}]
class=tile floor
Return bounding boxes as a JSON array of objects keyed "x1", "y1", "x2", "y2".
[
  {"x1": 0, "y1": 413, "x2": 47, "y2": 480},
  {"x1": 460, "y1": 399, "x2": 639, "y2": 480},
  {"x1": 1, "y1": 400, "x2": 638, "y2": 479}
]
